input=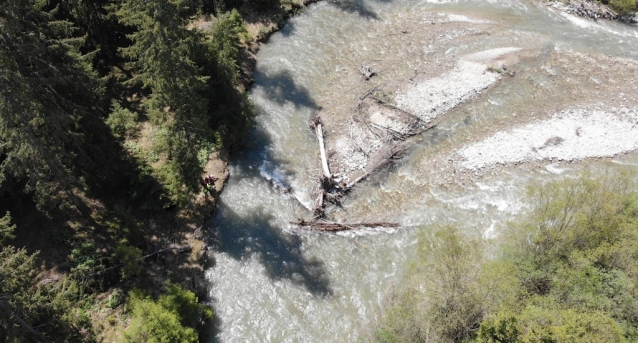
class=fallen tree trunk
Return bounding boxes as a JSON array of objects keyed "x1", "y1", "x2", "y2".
[
  {"x1": 315, "y1": 123, "x2": 332, "y2": 179},
  {"x1": 291, "y1": 219, "x2": 400, "y2": 232},
  {"x1": 372, "y1": 96, "x2": 424, "y2": 124},
  {"x1": 345, "y1": 142, "x2": 406, "y2": 190}
]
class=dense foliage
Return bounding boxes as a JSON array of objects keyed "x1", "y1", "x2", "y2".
[
  {"x1": 371, "y1": 169, "x2": 638, "y2": 343},
  {"x1": 1, "y1": 0, "x2": 253, "y2": 211},
  {"x1": 0, "y1": 213, "x2": 94, "y2": 342},
  {"x1": 122, "y1": 285, "x2": 213, "y2": 343},
  {"x1": 0, "y1": 0, "x2": 258, "y2": 340},
  {"x1": 603, "y1": 0, "x2": 638, "y2": 14}
]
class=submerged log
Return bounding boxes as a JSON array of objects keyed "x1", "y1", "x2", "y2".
[
  {"x1": 291, "y1": 219, "x2": 400, "y2": 232},
  {"x1": 345, "y1": 142, "x2": 406, "y2": 190}
]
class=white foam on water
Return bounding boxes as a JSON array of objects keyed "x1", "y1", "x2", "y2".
[
  {"x1": 444, "y1": 13, "x2": 493, "y2": 24},
  {"x1": 545, "y1": 163, "x2": 568, "y2": 174},
  {"x1": 558, "y1": 12, "x2": 638, "y2": 39},
  {"x1": 463, "y1": 47, "x2": 522, "y2": 62},
  {"x1": 483, "y1": 220, "x2": 498, "y2": 239}
]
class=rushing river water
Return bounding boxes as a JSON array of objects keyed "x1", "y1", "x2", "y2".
[{"x1": 206, "y1": 1, "x2": 638, "y2": 342}]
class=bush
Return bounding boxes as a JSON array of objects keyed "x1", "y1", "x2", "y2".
[
  {"x1": 370, "y1": 169, "x2": 638, "y2": 343},
  {"x1": 114, "y1": 241, "x2": 143, "y2": 280},
  {"x1": 371, "y1": 226, "x2": 487, "y2": 343},
  {"x1": 122, "y1": 284, "x2": 213, "y2": 343},
  {"x1": 0, "y1": 211, "x2": 16, "y2": 245},
  {"x1": 106, "y1": 101, "x2": 138, "y2": 139},
  {"x1": 608, "y1": 0, "x2": 636, "y2": 14},
  {"x1": 123, "y1": 296, "x2": 198, "y2": 343}
]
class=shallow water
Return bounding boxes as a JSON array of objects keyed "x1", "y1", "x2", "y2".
[{"x1": 206, "y1": 1, "x2": 638, "y2": 342}]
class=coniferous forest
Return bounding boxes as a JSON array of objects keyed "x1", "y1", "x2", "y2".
[{"x1": 0, "y1": 0, "x2": 293, "y2": 341}]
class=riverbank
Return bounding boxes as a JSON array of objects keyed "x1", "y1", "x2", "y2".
[{"x1": 542, "y1": 0, "x2": 638, "y2": 23}]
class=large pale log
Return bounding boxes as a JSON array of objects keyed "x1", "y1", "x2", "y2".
[{"x1": 316, "y1": 123, "x2": 331, "y2": 179}]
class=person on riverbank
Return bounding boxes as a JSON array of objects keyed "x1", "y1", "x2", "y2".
[{"x1": 201, "y1": 175, "x2": 218, "y2": 202}]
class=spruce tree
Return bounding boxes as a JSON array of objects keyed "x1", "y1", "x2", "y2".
[
  {"x1": 0, "y1": 215, "x2": 92, "y2": 342},
  {"x1": 118, "y1": 0, "x2": 211, "y2": 195},
  {"x1": 0, "y1": 0, "x2": 106, "y2": 214}
]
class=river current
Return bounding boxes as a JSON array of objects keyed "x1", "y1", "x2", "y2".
[{"x1": 205, "y1": 1, "x2": 638, "y2": 342}]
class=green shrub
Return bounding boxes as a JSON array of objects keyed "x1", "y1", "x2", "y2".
[
  {"x1": 608, "y1": 0, "x2": 636, "y2": 14},
  {"x1": 123, "y1": 296, "x2": 198, "y2": 343},
  {"x1": 122, "y1": 285, "x2": 212, "y2": 343},
  {"x1": 159, "y1": 283, "x2": 214, "y2": 327},
  {"x1": 70, "y1": 242, "x2": 98, "y2": 276},
  {"x1": 107, "y1": 289, "x2": 122, "y2": 309},
  {"x1": 0, "y1": 211, "x2": 16, "y2": 245},
  {"x1": 106, "y1": 101, "x2": 138, "y2": 139},
  {"x1": 114, "y1": 241, "x2": 142, "y2": 280},
  {"x1": 370, "y1": 169, "x2": 638, "y2": 343}
]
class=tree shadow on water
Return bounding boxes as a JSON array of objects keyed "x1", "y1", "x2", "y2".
[
  {"x1": 209, "y1": 200, "x2": 332, "y2": 297},
  {"x1": 241, "y1": 68, "x2": 325, "y2": 190},
  {"x1": 328, "y1": 0, "x2": 381, "y2": 20},
  {"x1": 253, "y1": 69, "x2": 321, "y2": 111}
]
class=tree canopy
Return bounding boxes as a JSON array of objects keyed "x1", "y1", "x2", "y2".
[{"x1": 371, "y1": 169, "x2": 638, "y2": 343}]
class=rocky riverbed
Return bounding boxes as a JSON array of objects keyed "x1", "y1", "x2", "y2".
[{"x1": 312, "y1": 10, "x2": 638, "y2": 196}]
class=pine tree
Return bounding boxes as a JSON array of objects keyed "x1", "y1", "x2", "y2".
[
  {"x1": 0, "y1": 213, "x2": 92, "y2": 342},
  {"x1": 58, "y1": 0, "x2": 131, "y2": 68},
  {"x1": 0, "y1": 0, "x2": 106, "y2": 214},
  {"x1": 118, "y1": 0, "x2": 211, "y2": 195}
]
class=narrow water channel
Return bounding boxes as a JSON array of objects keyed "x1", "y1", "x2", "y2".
[{"x1": 206, "y1": 1, "x2": 638, "y2": 342}]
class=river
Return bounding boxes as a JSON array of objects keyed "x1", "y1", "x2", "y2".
[{"x1": 205, "y1": 1, "x2": 638, "y2": 342}]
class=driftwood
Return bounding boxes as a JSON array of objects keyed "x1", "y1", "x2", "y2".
[
  {"x1": 349, "y1": 120, "x2": 370, "y2": 157},
  {"x1": 359, "y1": 86, "x2": 380, "y2": 101},
  {"x1": 305, "y1": 90, "x2": 439, "y2": 219},
  {"x1": 345, "y1": 142, "x2": 406, "y2": 190},
  {"x1": 315, "y1": 123, "x2": 331, "y2": 179},
  {"x1": 291, "y1": 219, "x2": 400, "y2": 232},
  {"x1": 353, "y1": 114, "x2": 385, "y2": 141},
  {"x1": 355, "y1": 85, "x2": 381, "y2": 111},
  {"x1": 372, "y1": 96, "x2": 424, "y2": 125},
  {"x1": 360, "y1": 65, "x2": 376, "y2": 81},
  {"x1": 311, "y1": 117, "x2": 334, "y2": 217}
]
